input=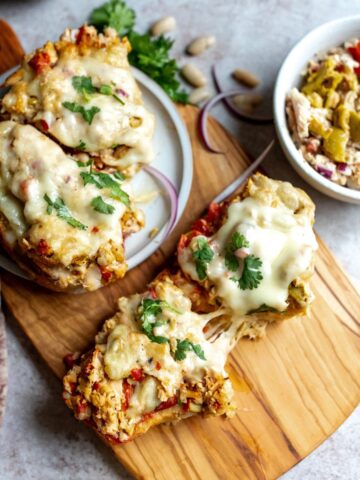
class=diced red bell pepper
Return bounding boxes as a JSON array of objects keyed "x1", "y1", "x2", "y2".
[
  {"x1": 181, "y1": 398, "x2": 191, "y2": 412},
  {"x1": 99, "y1": 266, "x2": 112, "y2": 283},
  {"x1": 29, "y1": 51, "x2": 51, "y2": 75},
  {"x1": 39, "y1": 119, "x2": 49, "y2": 132},
  {"x1": 130, "y1": 368, "x2": 144, "y2": 382},
  {"x1": 122, "y1": 380, "x2": 134, "y2": 411},
  {"x1": 36, "y1": 239, "x2": 50, "y2": 256},
  {"x1": 154, "y1": 395, "x2": 178, "y2": 412},
  {"x1": 92, "y1": 382, "x2": 100, "y2": 392},
  {"x1": 191, "y1": 218, "x2": 212, "y2": 236},
  {"x1": 347, "y1": 43, "x2": 360, "y2": 63},
  {"x1": 155, "y1": 361, "x2": 161, "y2": 371}
]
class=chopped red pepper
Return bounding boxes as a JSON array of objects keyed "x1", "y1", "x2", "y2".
[
  {"x1": 130, "y1": 368, "x2": 144, "y2": 382},
  {"x1": 155, "y1": 361, "x2": 161, "y2": 371},
  {"x1": 148, "y1": 287, "x2": 157, "y2": 299},
  {"x1": 141, "y1": 411, "x2": 155, "y2": 422},
  {"x1": 75, "y1": 399, "x2": 88, "y2": 416},
  {"x1": 122, "y1": 380, "x2": 134, "y2": 411},
  {"x1": 36, "y1": 239, "x2": 50, "y2": 256},
  {"x1": 99, "y1": 266, "x2": 112, "y2": 283},
  {"x1": 76, "y1": 26, "x2": 86, "y2": 45},
  {"x1": 347, "y1": 43, "x2": 360, "y2": 63},
  {"x1": 91, "y1": 226, "x2": 99, "y2": 233},
  {"x1": 63, "y1": 353, "x2": 77, "y2": 369},
  {"x1": 191, "y1": 218, "x2": 212, "y2": 236},
  {"x1": 92, "y1": 382, "x2": 100, "y2": 391},
  {"x1": 154, "y1": 395, "x2": 178, "y2": 412},
  {"x1": 39, "y1": 119, "x2": 49, "y2": 132},
  {"x1": 29, "y1": 51, "x2": 51, "y2": 74},
  {"x1": 181, "y1": 398, "x2": 190, "y2": 412},
  {"x1": 68, "y1": 382, "x2": 77, "y2": 395},
  {"x1": 205, "y1": 202, "x2": 222, "y2": 223}
]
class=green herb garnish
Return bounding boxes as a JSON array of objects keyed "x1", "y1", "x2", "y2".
[
  {"x1": 91, "y1": 195, "x2": 115, "y2": 214},
  {"x1": 224, "y1": 232, "x2": 250, "y2": 272},
  {"x1": 62, "y1": 102, "x2": 100, "y2": 125},
  {"x1": 138, "y1": 298, "x2": 179, "y2": 344},
  {"x1": 76, "y1": 158, "x2": 92, "y2": 167},
  {"x1": 44, "y1": 194, "x2": 87, "y2": 230},
  {"x1": 192, "y1": 237, "x2": 214, "y2": 280},
  {"x1": 231, "y1": 255, "x2": 263, "y2": 290},
  {"x1": 248, "y1": 304, "x2": 277, "y2": 314},
  {"x1": 89, "y1": 1, "x2": 189, "y2": 104},
  {"x1": 72, "y1": 76, "x2": 125, "y2": 105},
  {"x1": 90, "y1": 0, "x2": 136, "y2": 36},
  {"x1": 174, "y1": 339, "x2": 206, "y2": 361},
  {"x1": 80, "y1": 167, "x2": 129, "y2": 206}
]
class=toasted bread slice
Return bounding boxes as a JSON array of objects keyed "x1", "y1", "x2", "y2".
[
  {"x1": 0, "y1": 121, "x2": 143, "y2": 291},
  {"x1": 0, "y1": 25, "x2": 155, "y2": 176}
]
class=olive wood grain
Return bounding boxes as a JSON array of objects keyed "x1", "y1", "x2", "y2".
[{"x1": 0, "y1": 19, "x2": 359, "y2": 480}]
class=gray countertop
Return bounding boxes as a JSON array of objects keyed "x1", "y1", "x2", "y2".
[{"x1": 0, "y1": 0, "x2": 359, "y2": 479}]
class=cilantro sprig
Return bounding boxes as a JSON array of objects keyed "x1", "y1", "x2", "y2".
[
  {"x1": 224, "y1": 232, "x2": 263, "y2": 290},
  {"x1": 192, "y1": 237, "x2": 214, "y2": 280},
  {"x1": 90, "y1": 0, "x2": 135, "y2": 36},
  {"x1": 138, "y1": 298, "x2": 178, "y2": 344},
  {"x1": 62, "y1": 101, "x2": 100, "y2": 125},
  {"x1": 79, "y1": 161, "x2": 130, "y2": 207},
  {"x1": 89, "y1": 0, "x2": 189, "y2": 104},
  {"x1": 44, "y1": 194, "x2": 87, "y2": 230},
  {"x1": 174, "y1": 339, "x2": 206, "y2": 361}
]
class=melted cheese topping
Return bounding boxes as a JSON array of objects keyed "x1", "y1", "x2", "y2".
[
  {"x1": 103, "y1": 280, "x2": 233, "y2": 416},
  {"x1": 0, "y1": 121, "x2": 135, "y2": 280},
  {"x1": 179, "y1": 196, "x2": 317, "y2": 316},
  {"x1": 2, "y1": 27, "x2": 155, "y2": 170}
]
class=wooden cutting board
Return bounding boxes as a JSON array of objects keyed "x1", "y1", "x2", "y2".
[{"x1": 1, "y1": 20, "x2": 360, "y2": 480}]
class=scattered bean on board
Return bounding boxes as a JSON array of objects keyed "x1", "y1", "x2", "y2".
[
  {"x1": 150, "y1": 16, "x2": 176, "y2": 36},
  {"x1": 186, "y1": 35, "x2": 216, "y2": 56},
  {"x1": 181, "y1": 64, "x2": 207, "y2": 87}
]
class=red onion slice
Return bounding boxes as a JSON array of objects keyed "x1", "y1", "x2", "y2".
[
  {"x1": 212, "y1": 65, "x2": 273, "y2": 125},
  {"x1": 144, "y1": 165, "x2": 179, "y2": 241}
]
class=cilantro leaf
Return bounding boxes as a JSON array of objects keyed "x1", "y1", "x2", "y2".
[
  {"x1": 62, "y1": 102, "x2": 100, "y2": 125},
  {"x1": 91, "y1": 196, "x2": 115, "y2": 214},
  {"x1": 44, "y1": 194, "x2": 87, "y2": 230},
  {"x1": 224, "y1": 232, "x2": 250, "y2": 272},
  {"x1": 80, "y1": 169, "x2": 130, "y2": 206},
  {"x1": 72, "y1": 76, "x2": 97, "y2": 95},
  {"x1": 192, "y1": 237, "x2": 214, "y2": 280},
  {"x1": 174, "y1": 339, "x2": 206, "y2": 361},
  {"x1": 231, "y1": 255, "x2": 263, "y2": 290},
  {"x1": 90, "y1": 0, "x2": 136, "y2": 36},
  {"x1": 76, "y1": 158, "x2": 92, "y2": 167},
  {"x1": 127, "y1": 31, "x2": 189, "y2": 104}
]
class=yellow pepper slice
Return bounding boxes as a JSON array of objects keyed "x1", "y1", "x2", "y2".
[
  {"x1": 323, "y1": 127, "x2": 349, "y2": 162},
  {"x1": 349, "y1": 111, "x2": 360, "y2": 142},
  {"x1": 302, "y1": 58, "x2": 343, "y2": 98}
]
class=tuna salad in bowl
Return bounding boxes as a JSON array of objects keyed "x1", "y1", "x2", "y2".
[{"x1": 274, "y1": 16, "x2": 360, "y2": 204}]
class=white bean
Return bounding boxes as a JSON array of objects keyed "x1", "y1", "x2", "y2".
[
  {"x1": 186, "y1": 35, "x2": 216, "y2": 56},
  {"x1": 189, "y1": 87, "x2": 211, "y2": 105},
  {"x1": 150, "y1": 16, "x2": 176, "y2": 36},
  {"x1": 232, "y1": 68, "x2": 260, "y2": 88},
  {"x1": 181, "y1": 64, "x2": 207, "y2": 87}
]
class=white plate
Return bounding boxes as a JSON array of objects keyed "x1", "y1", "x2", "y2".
[{"x1": 0, "y1": 67, "x2": 193, "y2": 281}]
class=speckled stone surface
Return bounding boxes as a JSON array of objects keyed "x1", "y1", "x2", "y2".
[{"x1": 0, "y1": 0, "x2": 359, "y2": 479}]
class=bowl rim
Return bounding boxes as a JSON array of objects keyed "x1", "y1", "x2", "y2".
[{"x1": 273, "y1": 15, "x2": 360, "y2": 204}]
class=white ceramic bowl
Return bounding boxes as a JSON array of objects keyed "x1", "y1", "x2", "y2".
[{"x1": 274, "y1": 16, "x2": 360, "y2": 205}]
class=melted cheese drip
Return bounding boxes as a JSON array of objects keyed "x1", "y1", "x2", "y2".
[
  {"x1": 179, "y1": 197, "x2": 317, "y2": 315},
  {"x1": 2, "y1": 36, "x2": 155, "y2": 169},
  {"x1": 0, "y1": 121, "x2": 130, "y2": 266},
  {"x1": 103, "y1": 281, "x2": 233, "y2": 417}
]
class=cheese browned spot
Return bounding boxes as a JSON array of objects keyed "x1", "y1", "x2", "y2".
[
  {"x1": 1, "y1": 25, "x2": 155, "y2": 175},
  {"x1": 0, "y1": 121, "x2": 143, "y2": 291}
]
